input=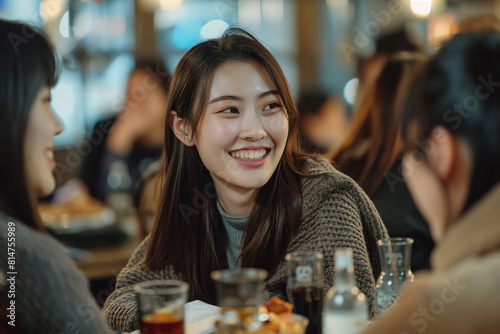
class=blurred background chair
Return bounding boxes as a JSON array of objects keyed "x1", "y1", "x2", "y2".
[{"x1": 133, "y1": 160, "x2": 163, "y2": 239}]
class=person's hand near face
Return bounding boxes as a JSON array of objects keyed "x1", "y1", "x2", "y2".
[
  {"x1": 107, "y1": 70, "x2": 167, "y2": 155},
  {"x1": 402, "y1": 126, "x2": 472, "y2": 243}
]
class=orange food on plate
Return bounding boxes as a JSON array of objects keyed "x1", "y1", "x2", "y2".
[
  {"x1": 263, "y1": 296, "x2": 294, "y2": 315},
  {"x1": 38, "y1": 190, "x2": 104, "y2": 218},
  {"x1": 259, "y1": 297, "x2": 308, "y2": 334}
]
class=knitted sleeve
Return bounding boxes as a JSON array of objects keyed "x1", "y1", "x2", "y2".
[
  {"x1": 279, "y1": 159, "x2": 388, "y2": 318},
  {"x1": 315, "y1": 181, "x2": 387, "y2": 318},
  {"x1": 0, "y1": 220, "x2": 112, "y2": 333},
  {"x1": 102, "y1": 236, "x2": 182, "y2": 332}
]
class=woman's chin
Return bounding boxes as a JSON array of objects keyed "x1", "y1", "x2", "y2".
[{"x1": 36, "y1": 181, "x2": 57, "y2": 199}]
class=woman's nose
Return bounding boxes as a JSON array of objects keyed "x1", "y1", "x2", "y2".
[
  {"x1": 52, "y1": 109, "x2": 64, "y2": 136},
  {"x1": 240, "y1": 110, "x2": 267, "y2": 141}
]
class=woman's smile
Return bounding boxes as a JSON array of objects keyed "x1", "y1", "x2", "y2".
[{"x1": 193, "y1": 60, "x2": 289, "y2": 198}]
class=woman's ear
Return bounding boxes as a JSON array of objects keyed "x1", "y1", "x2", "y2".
[
  {"x1": 170, "y1": 111, "x2": 194, "y2": 146},
  {"x1": 428, "y1": 126, "x2": 456, "y2": 181}
]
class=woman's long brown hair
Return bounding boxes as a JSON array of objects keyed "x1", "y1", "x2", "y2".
[
  {"x1": 145, "y1": 27, "x2": 305, "y2": 303},
  {"x1": 328, "y1": 53, "x2": 426, "y2": 196}
]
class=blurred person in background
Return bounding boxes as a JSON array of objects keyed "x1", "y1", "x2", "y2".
[
  {"x1": 329, "y1": 53, "x2": 434, "y2": 272},
  {"x1": 80, "y1": 60, "x2": 169, "y2": 203},
  {"x1": 362, "y1": 31, "x2": 500, "y2": 334},
  {"x1": 297, "y1": 89, "x2": 350, "y2": 155},
  {"x1": 357, "y1": 27, "x2": 421, "y2": 106},
  {"x1": 0, "y1": 19, "x2": 111, "y2": 333},
  {"x1": 458, "y1": 13, "x2": 500, "y2": 33},
  {"x1": 102, "y1": 27, "x2": 388, "y2": 332}
]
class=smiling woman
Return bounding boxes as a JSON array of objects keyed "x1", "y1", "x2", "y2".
[
  {"x1": 181, "y1": 60, "x2": 289, "y2": 213},
  {"x1": 102, "y1": 27, "x2": 388, "y2": 333},
  {"x1": 0, "y1": 19, "x2": 111, "y2": 333},
  {"x1": 24, "y1": 86, "x2": 64, "y2": 197}
]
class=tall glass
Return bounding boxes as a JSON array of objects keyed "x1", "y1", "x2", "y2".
[
  {"x1": 211, "y1": 268, "x2": 268, "y2": 334},
  {"x1": 375, "y1": 237, "x2": 414, "y2": 315},
  {"x1": 135, "y1": 280, "x2": 189, "y2": 334},
  {"x1": 285, "y1": 251, "x2": 324, "y2": 334}
]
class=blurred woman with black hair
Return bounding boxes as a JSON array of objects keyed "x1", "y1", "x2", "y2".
[
  {"x1": 0, "y1": 19, "x2": 111, "y2": 333},
  {"x1": 362, "y1": 31, "x2": 500, "y2": 334}
]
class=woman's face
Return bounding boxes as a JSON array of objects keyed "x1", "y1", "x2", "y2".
[
  {"x1": 124, "y1": 70, "x2": 167, "y2": 134},
  {"x1": 403, "y1": 127, "x2": 472, "y2": 242},
  {"x1": 193, "y1": 60, "x2": 289, "y2": 199},
  {"x1": 403, "y1": 150, "x2": 449, "y2": 242},
  {"x1": 24, "y1": 86, "x2": 63, "y2": 197}
]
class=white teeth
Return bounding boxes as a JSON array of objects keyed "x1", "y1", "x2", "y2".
[
  {"x1": 230, "y1": 149, "x2": 267, "y2": 161},
  {"x1": 46, "y1": 151, "x2": 54, "y2": 159}
]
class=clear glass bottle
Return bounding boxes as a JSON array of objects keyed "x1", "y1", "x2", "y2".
[
  {"x1": 374, "y1": 237, "x2": 414, "y2": 315},
  {"x1": 324, "y1": 248, "x2": 368, "y2": 334}
]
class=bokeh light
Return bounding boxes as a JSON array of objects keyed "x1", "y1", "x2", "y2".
[
  {"x1": 411, "y1": 0, "x2": 432, "y2": 18},
  {"x1": 343, "y1": 78, "x2": 359, "y2": 105},
  {"x1": 200, "y1": 19, "x2": 229, "y2": 40}
]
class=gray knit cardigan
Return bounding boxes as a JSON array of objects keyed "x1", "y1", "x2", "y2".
[
  {"x1": 0, "y1": 212, "x2": 112, "y2": 333},
  {"x1": 103, "y1": 157, "x2": 388, "y2": 332}
]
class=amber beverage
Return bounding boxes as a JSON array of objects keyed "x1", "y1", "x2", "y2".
[
  {"x1": 141, "y1": 311, "x2": 184, "y2": 334},
  {"x1": 135, "y1": 280, "x2": 189, "y2": 334},
  {"x1": 211, "y1": 269, "x2": 268, "y2": 334}
]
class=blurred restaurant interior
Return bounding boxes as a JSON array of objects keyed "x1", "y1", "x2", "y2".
[
  {"x1": 2, "y1": 0, "x2": 500, "y2": 324},
  {"x1": 3, "y1": 0, "x2": 500, "y2": 333},
  {"x1": 2, "y1": 0, "x2": 499, "y2": 150},
  {"x1": 2, "y1": 0, "x2": 498, "y2": 274}
]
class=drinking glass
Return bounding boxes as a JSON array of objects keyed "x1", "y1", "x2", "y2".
[
  {"x1": 285, "y1": 251, "x2": 324, "y2": 334},
  {"x1": 375, "y1": 237, "x2": 414, "y2": 315},
  {"x1": 134, "y1": 279, "x2": 189, "y2": 334},
  {"x1": 211, "y1": 268, "x2": 268, "y2": 334}
]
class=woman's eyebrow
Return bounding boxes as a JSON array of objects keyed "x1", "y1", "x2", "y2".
[
  {"x1": 208, "y1": 95, "x2": 241, "y2": 104},
  {"x1": 208, "y1": 90, "x2": 279, "y2": 105}
]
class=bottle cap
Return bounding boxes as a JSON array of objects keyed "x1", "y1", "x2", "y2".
[{"x1": 334, "y1": 248, "x2": 353, "y2": 269}]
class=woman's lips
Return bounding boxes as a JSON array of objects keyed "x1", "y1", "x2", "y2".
[
  {"x1": 229, "y1": 148, "x2": 270, "y2": 167},
  {"x1": 230, "y1": 148, "x2": 268, "y2": 161},
  {"x1": 46, "y1": 148, "x2": 56, "y2": 168}
]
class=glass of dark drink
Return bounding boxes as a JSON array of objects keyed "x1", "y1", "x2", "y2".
[
  {"x1": 285, "y1": 252, "x2": 324, "y2": 334},
  {"x1": 134, "y1": 280, "x2": 189, "y2": 334}
]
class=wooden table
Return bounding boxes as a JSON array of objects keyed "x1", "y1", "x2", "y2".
[{"x1": 73, "y1": 229, "x2": 142, "y2": 280}]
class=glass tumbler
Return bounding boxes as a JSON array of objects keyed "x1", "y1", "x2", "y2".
[
  {"x1": 285, "y1": 251, "x2": 324, "y2": 334},
  {"x1": 211, "y1": 268, "x2": 268, "y2": 334},
  {"x1": 135, "y1": 279, "x2": 189, "y2": 334}
]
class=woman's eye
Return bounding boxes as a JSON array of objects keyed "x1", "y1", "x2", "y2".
[
  {"x1": 220, "y1": 107, "x2": 239, "y2": 114},
  {"x1": 264, "y1": 103, "x2": 280, "y2": 110}
]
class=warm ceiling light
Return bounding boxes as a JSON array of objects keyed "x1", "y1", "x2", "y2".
[
  {"x1": 411, "y1": 0, "x2": 432, "y2": 18},
  {"x1": 40, "y1": 0, "x2": 66, "y2": 23},
  {"x1": 159, "y1": 0, "x2": 183, "y2": 10}
]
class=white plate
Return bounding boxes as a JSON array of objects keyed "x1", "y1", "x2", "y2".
[{"x1": 41, "y1": 207, "x2": 116, "y2": 234}]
